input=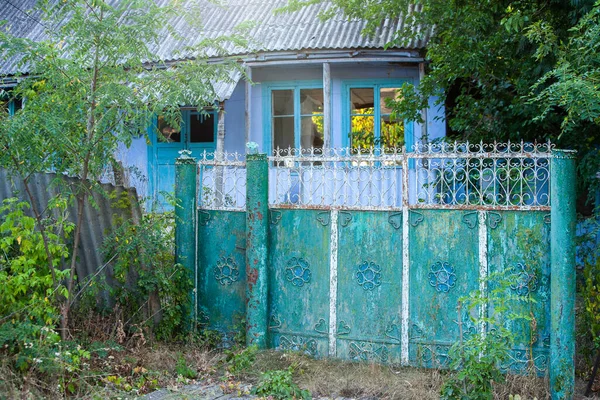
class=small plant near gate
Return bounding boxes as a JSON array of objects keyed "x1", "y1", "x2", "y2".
[
  {"x1": 100, "y1": 207, "x2": 193, "y2": 341},
  {"x1": 175, "y1": 353, "x2": 198, "y2": 379},
  {"x1": 440, "y1": 270, "x2": 535, "y2": 400},
  {"x1": 226, "y1": 345, "x2": 258, "y2": 375},
  {"x1": 253, "y1": 366, "x2": 311, "y2": 400}
]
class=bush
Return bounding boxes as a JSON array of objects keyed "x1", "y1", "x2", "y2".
[
  {"x1": 100, "y1": 208, "x2": 193, "y2": 341},
  {"x1": 440, "y1": 270, "x2": 534, "y2": 400},
  {"x1": 253, "y1": 366, "x2": 311, "y2": 400},
  {"x1": 0, "y1": 197, "x2": 72, "y2": 370},
  {"x1": 226, "y1": 345, "x2": 258, "y2": 375}
]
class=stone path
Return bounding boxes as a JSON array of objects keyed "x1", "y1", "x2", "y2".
[
  {"x1": 143, "y1": 383, "x2": 254, "y2": 400},
  {"x1": 143, "y1": 382, "x2": 357, "y2": 400}
]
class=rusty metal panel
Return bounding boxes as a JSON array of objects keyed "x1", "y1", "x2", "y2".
[
  {"x1": 268, "y1": 209, "x2": 330, "y2": 358},
  {"x1": 196, "y1": 210, "x2": 246, "y2": 340},
  {"x1": 336, "y1": 210, "x2": 403, "y2": 363},
  {"x1": 408, "y1": 209, "x2": 480, "y2": 367},
  {"x1": 487, "y1": 211, "x2": 551, "y2": 374}
]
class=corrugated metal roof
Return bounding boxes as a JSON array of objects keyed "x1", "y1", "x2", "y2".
[
  {"x1": 0, "y1": 0, "x2": 429, "y2": 77},
  {"x1": 214, "y1": 69, "x2": 242, "y2": 102}
]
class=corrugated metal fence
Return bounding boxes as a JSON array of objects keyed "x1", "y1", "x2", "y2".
[{"x1": 0, "y1": 168, "x2": 142, "y2": 286}]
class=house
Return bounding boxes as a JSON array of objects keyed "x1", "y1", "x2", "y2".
[{"x1": 0, "y1": 0, "x2": 445, "y2": 207}]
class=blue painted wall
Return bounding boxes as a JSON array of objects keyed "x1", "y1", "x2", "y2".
[{"x1": 224, "y1": 82, "x2": 247, "y2": 155}]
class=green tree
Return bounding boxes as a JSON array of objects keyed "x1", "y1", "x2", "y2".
[
  {"x1": 527, "y1": 1, "x2": 600, "y2": 198},
  {"x1": 0, "y1": 0, "x2": 245, "y2": 338},
  {"x1": 282, "y1": 0, "x2": 599, "y2": 206}
]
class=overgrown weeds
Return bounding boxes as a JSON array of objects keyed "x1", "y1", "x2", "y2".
[
  {"x1": 253, "y1": 366, "x2": 311, "y2": 399},
  {"x1": 99, "y1": 203, "x2": 193, "y2": 342}
]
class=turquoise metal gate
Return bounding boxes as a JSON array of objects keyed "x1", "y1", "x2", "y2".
[{"x1": 175, "y1": 142, "x2": 576, "y2": 398}]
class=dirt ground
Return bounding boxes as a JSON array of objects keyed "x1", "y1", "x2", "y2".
[{"x1": 2, "y1": 342, "x2": 594, "y2": 399}]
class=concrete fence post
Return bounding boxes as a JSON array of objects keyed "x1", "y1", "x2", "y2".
[
  {"x1": 245, "y1": 144, "x2": 269, "y2": 348},
  {"x1": 550, "y1": 149, "x2": 577, "y2": 399},
  {"x1": 175, "y1": 150, "x2": 198, "y2": 326}
]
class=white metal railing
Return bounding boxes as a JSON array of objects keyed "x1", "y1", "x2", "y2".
[
  {"x1": 197, "y1": 151, "x2": 246, "y2": 211},
  {"x1": 197, "y1": 142, "x2": 554, "y2": 211},
  {"x1": 412, "y1": 141, "x2": 552, "y2": 210},
  {"x1": 268, "y1": 147, "x2": 404, "y2": 210}
]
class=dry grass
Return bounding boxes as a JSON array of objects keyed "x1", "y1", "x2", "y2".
[
  {"x1": 493, "y1": 373, "x2": 549, "y2": 399},
  {"x1": 229, "y1": 350, "x2": 569, "y2": 399},
  {"x1": 234, "y1": 350, "x2": 444, "y2": 399},
  {"x1": 2, "y1": 341, "x2": 592, "y2": 399}
]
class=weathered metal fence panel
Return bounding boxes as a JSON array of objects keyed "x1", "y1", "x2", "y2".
[
  {"x1": 196, "y1": 210, "x2": 246, "y2": 338},
  {"x1": 408, "y1": 209, "x2": 480, "y2": 368},
  {"x1": 176, "y1": 143, "x2": 577, "y2": 399},
  {"x1": 336, "y1": 210, "x2": 403, "y2": 364},
  {"x1": 486, "y1": 211, "x2": 551, "y2": 374},
  {"x1": 268, "y1": 209, "x2": 331, "y2": 357}
]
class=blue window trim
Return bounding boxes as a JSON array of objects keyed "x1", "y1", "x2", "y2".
[
  {"x1": 8, "y1": 100, "x2": 16, "y2": 116},
  {"x1": 147, "y1": 109, "x2": 218, "y2": 148},
  {"x1": 7, "y1": 98, "x2": 22, "y2": 116},
  {"x1": 146, "y1": 108, "x2": 218, "y2": 205},
  {"x1": 341, "y1": 79, "x2": 415, "y2": 151},
  {"x1": 262, "y1": 80, "x2": 323, "y2": 152}
]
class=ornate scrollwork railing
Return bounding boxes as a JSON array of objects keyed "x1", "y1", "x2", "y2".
[{"x1": 196, "y1": 141, "x2": 554, "y2": 211}]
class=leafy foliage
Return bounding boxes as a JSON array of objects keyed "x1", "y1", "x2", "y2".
[
  {"x1": 0, "y1": 198, "x2": 97, "y2": 396},
  {"x1": 226, "y1": 345, "x2": 258, "y2": 375},
  {"x1": 253, "y1": 366, "x2": 311, "y2": 400},
  {"x1": 0, "y1": 0, "x2": 246, "y2": 336},
  {"x1": 579, "y1": 214, "x2": 600, "y2": 357},
  {"x1": 0, "y1": 198, "x2": 71, "y2": 357},
  {"x1": 175, "y1": 353, "x2": 198, "y2": 379},
  {"x1": 527, "y1": 2, "x2": 600, "y2": 197},
  {"x1": 282, "y1": 0, "x2": 600, "y2": 207},
  {"x1": 348, "y1": 107, "x2": 405, "y2": 150},
  {"x1": 100, "y1": 208, "x2": 193, "y2": 341},
  {"x1": 441, "y1": 271, "x2": 534, "y2": 399}
]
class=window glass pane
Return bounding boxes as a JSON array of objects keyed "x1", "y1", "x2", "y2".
[
  {"x1": 300, "y1": 116, "x2": 324, "y2": 150},
  {"x1": 381, "y1": 116, "x2": 404, "y2": 148},
  {"x1": 189, "y1": 113, "x2": 215, "y2": 143},
  {"x1": 13, "y1": 98, "x2": 23, "y2": 111},
  {"x1": 350, "y1": 115, "x2": 375, "y2": 149},
  {"x1": 157, "y1": 115, "x2": 181, "y2": 143},
  {"x1": 272, "y1": 90, "x2": 294, "y2": 116},
  {"x1": 351, "y1": 88, "x2": 374, "y2": 113},
  {"x1": 380, "y1": 87, "x2": 401, "y2": 114},
  {"x1": 273, "y1": 116, "x2": 295, "y2": 150},
  {"x1": 300, "y1": 89, "x2": 323, "y2": 115}
]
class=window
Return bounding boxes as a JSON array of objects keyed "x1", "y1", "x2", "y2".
[
  {"x1": 189, "y1": 111, "x2": 215, "y2": 143},
  {"x1": 1, "y1": 91, "x2": 23, "y2": 117},
  {"x1": 156, "y1": 110, "x2": 216, "y2": 145},
  {"x1": 344, "y1": 81, "x2": 410, "y2": 151},
  {"x1": 157, "y1": 115, "x2": 181, "y2": 143},
  {"x1": 9, "y1": 98, "x2": 23, "y2": 116},
  {"x1": 265, "y1": 83, "x2": 324, "y2": 153}
]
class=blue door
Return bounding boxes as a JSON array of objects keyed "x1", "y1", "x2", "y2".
[{"x1": 148, "y1": 110, "x2": 217, "y2": 209}]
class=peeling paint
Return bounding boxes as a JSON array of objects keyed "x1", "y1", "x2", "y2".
[
  {"x1": 401, "y1": 206, "x2": 409, "y2": 365},
  {"x1": 329, "y1": 210, "x2": 338, "y2": 357},
  {"x1": 184, "y1": 148, "x2": 575, "y2": 399},
  {"x1": 478, "y1": 211, "x2": 488, "y2": 340}
]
